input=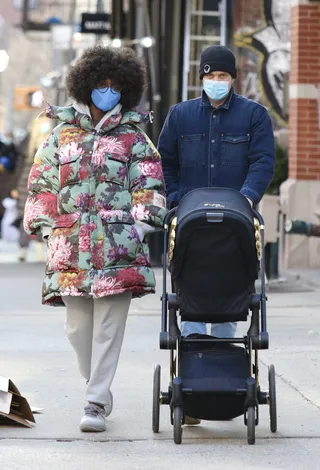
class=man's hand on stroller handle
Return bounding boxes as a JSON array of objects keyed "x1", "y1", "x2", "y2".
[{"x1": 246, "y1": 197, "x2": 253, "y2": 208}]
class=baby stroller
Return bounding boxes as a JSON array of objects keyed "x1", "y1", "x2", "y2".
[{"x1": 152, "y1": 187, "x2": 277, "y2": 445}]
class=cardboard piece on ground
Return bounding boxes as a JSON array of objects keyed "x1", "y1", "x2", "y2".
[
  {"x1": 0, "y1": 376, "x2": 35, "y2": 427},
  {"x1": 31, "y1": 406, "x2": 44, "y2": 414}
]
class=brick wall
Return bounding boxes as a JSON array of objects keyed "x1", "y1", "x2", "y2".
[
  {"x1": 289, "y1": 3, "x2": 320, "y2": 180},
  {"x1": 233, "y1": 0, "x2": 262, "y2": 31}
]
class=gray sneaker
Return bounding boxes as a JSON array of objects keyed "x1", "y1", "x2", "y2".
[{"x1": 80, "y1": 404, "x2": 107, "y2": 432}]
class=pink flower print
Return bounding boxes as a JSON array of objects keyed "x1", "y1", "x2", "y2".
[
  {"x1": 114, "y1": 210, "x2": 124, "y2": 218},
  {"x1": 28, "y1": 165, "x2": 43, "y2": 182},
  {"x1": 79, "y1": 223, "x2": 96, "y2": 251},
  {"x1": 92, "y1": 241, "x2": 104, "y2": 269},
  {"x1": 47, "y1": 235, "x2": 72, "y2": 271},
  {"x1": 91, "y1": 148, "x2": 105, "y2": 168},
  {"x1": 87, "y1": 222, "x2": 97, "y2": 233},
  {"x1": 93, "y1": 275, "x2": 124, "y2": 296},
  {"x1": 60, "y1": 285, "x2": 81, "y2": 296},
  {"x1": 79, "y1": 224, "x2": 90, "y2": 238},
  {"x1": 79, "y1": 234, "x2": 90, "y2": 252},
  {"x1": 131, "y1": 203, "x2": 150, "y2": 222},
  {"x1": 98, "y1": 209, "x2": 123, "y2": 221},
  {"x1": 138, "y1": 161, "x2": 163, "y2": 180},
  {"x1": 23, "y1": 198, "x2": 46, "y2": 232},
  {"x1": 134, "y1": 253, "x2": 150, "y2": 266},
  {"x1": 100, "y1": 136, "x2": 125, "y2": 154},
  {"x1": 59, "y1": 142, "x2": 83, "y2": 162}
]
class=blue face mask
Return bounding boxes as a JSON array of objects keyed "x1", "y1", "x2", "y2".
[
  {"x1": 203, "y1": 79, "x2": 230, "y2": 101},
  {"x1": 91, "y1": 86, "x2": 121, "y2": 112}
]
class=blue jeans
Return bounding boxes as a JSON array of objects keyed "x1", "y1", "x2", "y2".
[{"x1": 181, "y1": 321, "x2": 237, "y2": 338}]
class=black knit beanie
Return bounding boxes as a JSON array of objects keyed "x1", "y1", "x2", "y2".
[{"x1": 199, "y1": 45, "x2": 237, "y2": 79}]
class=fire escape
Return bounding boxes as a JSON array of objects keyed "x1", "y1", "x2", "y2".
[{"x1": 182, "y1": 0, "x2": 227, "y2": 101}]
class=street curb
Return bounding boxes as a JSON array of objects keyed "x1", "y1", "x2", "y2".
[{"x1": 282, "y1": 270, "x2": 320, "y2": 291}]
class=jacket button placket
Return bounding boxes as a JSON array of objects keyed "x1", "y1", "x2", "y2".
[{"x1": 209, "y1": 112, "x2": 217, "y2": 186}]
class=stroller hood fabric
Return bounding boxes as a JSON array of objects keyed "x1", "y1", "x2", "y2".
[{"x1": 170, "y1": 188, "x2": 259, "y2": 322}]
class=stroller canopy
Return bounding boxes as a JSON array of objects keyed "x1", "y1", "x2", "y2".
[{"x1": 170, "y1": 188, "x2": 259, "y2": 322}]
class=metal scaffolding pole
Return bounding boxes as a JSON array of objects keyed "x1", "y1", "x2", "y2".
[
  {"x1": 220, "y1": 0, "x2": 228, "y2": 46},
  {"x1": 167, "y1": 0, "x2": 183, "y2": 108},
  {"x1": 146, "y1": 0, "x2": 161, "y2": 141},
  {"x1": 182, "y1": 0, "x2": 191, "y2": 102},
  {"x1": 96, "y1": 0, "x2": 104, "y2": 42},
  {"x1": 22, "y1": 0, "x2": 30, "y2": 31}
]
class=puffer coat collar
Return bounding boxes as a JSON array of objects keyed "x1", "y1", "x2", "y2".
[{"x1": 45, "y1": 103, "x2": 152, "y2": 134}]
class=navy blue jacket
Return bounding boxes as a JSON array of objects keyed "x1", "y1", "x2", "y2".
[{"x1": 158, "y1": 90, "x2": 275, "y2": 208}]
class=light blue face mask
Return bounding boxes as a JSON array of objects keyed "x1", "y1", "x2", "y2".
[
  {"x1": 203, "y1": 79, "x2": 230, "y2": 101},
  {"x1": 91, "y1": 86, "x2": 121, "y2": 112}
]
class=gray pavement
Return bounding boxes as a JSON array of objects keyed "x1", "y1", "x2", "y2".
[{"x1": 1, "y1": 263, "x2": 320, "y2": 469}]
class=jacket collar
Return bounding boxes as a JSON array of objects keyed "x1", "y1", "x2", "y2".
[
  {"x1": 200, "y1": 87, "x2": 234, "y2": 110},
  {"x1": 45, "y1": 103, "x2": 152, "y2": 133},
  {"x1": 72, "y1": 102, "x2": 123, "y2": 131}
]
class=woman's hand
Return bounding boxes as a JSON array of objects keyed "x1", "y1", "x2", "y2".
[
  {"x1": 41, "y1": 226, "x2": 52, "y2": 244},
  {"x1": 134, "y1": 221, "x2": 154, "y2": 242}
]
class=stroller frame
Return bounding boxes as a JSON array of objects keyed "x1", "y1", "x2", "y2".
[{"x1": 152, "y1": 206, "x2": 277, "y2": 445}]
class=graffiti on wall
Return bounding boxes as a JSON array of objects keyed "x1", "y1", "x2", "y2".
[
  {"x1": 234, "y1": 0, "x2": 290, "y2": 125},
  {"x1": 242, "y1": 72, "x2": 263, "y2": 103}
]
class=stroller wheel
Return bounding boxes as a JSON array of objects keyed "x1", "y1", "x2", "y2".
[
  {"x1": 247, "y1": 406, "x2": 256, "y2": 445},
  {"x1": 268, "y1": 364, "x2": 277, "y2": 433},
  {"x1": 152, "y1": 364, "x2": 161, "y2": 433},
  {"x1": 173, "y1": 406, "x2": 183, "y2": 444}
]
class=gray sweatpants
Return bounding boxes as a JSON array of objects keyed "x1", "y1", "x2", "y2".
[{"x1": 62, "y1": 292, "x2": 132, "y2": 407}]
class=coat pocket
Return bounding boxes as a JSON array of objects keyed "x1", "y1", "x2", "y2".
[
  {"x1": 221, "y1": 133, "x2": 250, "y2": 165},
  {"x1": 46, "y1": 212, "x2": 81, "y2": 273},
  {"x1": 100, "y1": 216, "x2": 144, "y2": 269},
  {"x1": 59, "y1": 154, "x2": 82, "y2": 187},
  {"x1": 97, "y1": 153, "x2": 128, "y2": 186},
  {"x1": 180, "y1": 134, "x2": 206, "y2": 167}
]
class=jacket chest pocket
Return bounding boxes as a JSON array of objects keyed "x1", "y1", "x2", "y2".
[
  {"x1": 221, "y1": 134, "x2": 250, "y2": 165},
  {"x1": 180, "y1": 134, "x2": 206, "y2": 167},
  {"x1": 59, "y1": 154, "x2": 82, "y2": 187},
  {"x1": 104, "y1": 155, "x2": 128, "y2": 186}
]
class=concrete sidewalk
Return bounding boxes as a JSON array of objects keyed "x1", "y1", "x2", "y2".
[
  {"x1": 0, "y1": 239, "x2": 47, "y2": 263},
  {"x1": 1, "y1": 264, "x2": 320, "y2": 469},
  {"x1": 285, "y1": 268, "x2": 320, "y2": 290}
]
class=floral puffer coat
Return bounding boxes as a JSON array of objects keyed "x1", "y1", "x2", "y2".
[{"x1": 24, "y1": 105, "x2": 167, "y2": 306}]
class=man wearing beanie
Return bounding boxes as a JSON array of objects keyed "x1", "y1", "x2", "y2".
[{"x1": 158, "y1": 45, "x2": 275, "y2": 417}]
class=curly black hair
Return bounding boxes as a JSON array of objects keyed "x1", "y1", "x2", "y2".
[{"x1": 66, "y1": 45, "x2": 147, "y2": 109}]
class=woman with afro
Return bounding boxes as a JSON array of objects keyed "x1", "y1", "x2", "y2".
[{"x1": 24, "y1": 46, "x2": 166, "y2": 432}]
